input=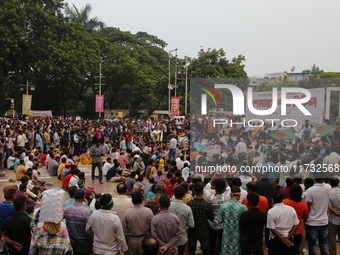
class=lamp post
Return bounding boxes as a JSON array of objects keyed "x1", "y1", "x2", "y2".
[
  {"x1": 19, "y1": 80, "x2": 35, "y2": 95},
  {"x1": 95, "y1": 61, "x2": 106, "y2": 118},
  {"x1": 168, "y1": 49, "x2": 177, "y2": 115}
]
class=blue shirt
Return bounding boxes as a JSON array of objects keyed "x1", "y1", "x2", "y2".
[
  {"x1": 50, "y1": 160, "x2": 59, "y2": 176},
  {"x1": 64, "y1": 203, "x2": 91, "y2": 243},
  {"x1": 106, "y1": 166, "x2": 119, "y2": 181},
  {"x1": 0, "y1": 202, "x2": 15, "y2": 231}
]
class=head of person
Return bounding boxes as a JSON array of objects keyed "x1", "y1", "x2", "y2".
[
  {"x1": 131, "y1": 191, "x2": 143, "y2": 205},
  {"x1": 193, "y1": 182, "x2": 204, "y2": 197},
  {"x1": 95, "y1": 139, "x2": 101, "y2": 146},
  {"x1": 272, "y1": 190, "x2": 283, "y2": 204},
  {"x1": 73, "y1": 189, "x2": 86, "y2": 203},
  {"x1": 285, "y1": 177, "x2": 294, "y2": 187},
  {"x1": 214, "y1": 179, "x2": 226, "y2": 194},
  {"x1": 230, "y1": 186, "x2": 241, "y2": 200},
  {"x1": 99, "y1": 193, "x2": 113, "y2": 210},
  {"x1": 329, "y1": 177, "x2": 339, "y2": 188},
  {"x1": 289, "y1": 184, "x2": 302, "y2": 203},
  {"x1": 117, "y1": 183, "x2": 128, "y2": 195},
  {"x1": 19, "y1": 183, "x2": 27, "y2": 192},
  {"x1": 20, "y1": 176, "x2": 29, "y2": 185},
  {"x1": 173, "y1": 185, "x2": 186, "y2": 200},
  {"x1": 304, "y1": 177, "x2": 314, "y2": 190},
  {"x1": 231, "y1": 177, "x2": 242, "y2": 188},
  {"x1": 159, "y1": 195, "x2": 170, "y2": 210},
  {"x1": 3, "y1": 185, "x2": 18, "y2": 201},
  {"x1": 246, "y1": 181, "x2": 258, "y2": 193},
  {"x1": 247, "y1": 192, "x2": 260, "y2": 207},
  {"x1": 155, "y1": 182, "x2": 166, "y2": 195},
  {"x1": 142, "y1": 236, "x2": 159, "y2": 255},
  {"x1": 68, "y1": 186, "x2": 78, "y2": 198},
  {"x1": 13, "y1": 196, "x2": 27, "y2": 212}
]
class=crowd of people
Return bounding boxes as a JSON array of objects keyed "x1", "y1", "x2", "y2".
[{"x1": 0, "y1": 114, "x2": 340, "y2": 255}]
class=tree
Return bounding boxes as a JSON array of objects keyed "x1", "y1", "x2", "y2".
[
  {"x1": 189, "y1": 48, "x2": 248, "y2": 114},
  {"x1": 64, "y1": 3, "x2": 105, "y2": 32}
]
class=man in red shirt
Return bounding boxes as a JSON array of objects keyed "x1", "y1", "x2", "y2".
[{"x1": 125, "y1": 129, "x2": 133, "y2": 150}]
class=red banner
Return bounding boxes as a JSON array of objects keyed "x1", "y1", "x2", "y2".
[
  {"x1": 95, "y1": 95, "x2": 104, "y2": 113},
  {"x1": 171, "y1": 97, "x2": 180, "y2": 116}
]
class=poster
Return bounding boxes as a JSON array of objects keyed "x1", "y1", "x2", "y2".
[
  {"x1": 96, "y1": 95, "x2": 104, "y2": 113},
  {"x1": 22, "y1": 94, "x2": 32, "y2": 115},
  {"x1": 171, "y1": 97, "x2": 180, "y2": 116}
]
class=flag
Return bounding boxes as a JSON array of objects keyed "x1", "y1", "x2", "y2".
[
  {"x1": 308, "y1": 121, "x2": 338, "y2": 136},
  {"x1": 268, "y1": 129, "x2": 296, "y2": 140}
]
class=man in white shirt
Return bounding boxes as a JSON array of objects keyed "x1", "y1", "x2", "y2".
[
  {"x1": 102, "y1": 158, "x2": 113, "y2": 176},
  {"x1": 235, "y1": 138, "x2": 247, "y2": 162},
  {"x1": 305, "y1": 175, "x2": 331, "y2": 255},
  {"x1": 25, "y1": 155, "x2": 34, "y2": 169},
  {"x1": 112, "y1": 183, "x2": 133, "y2": 222},
  {"x1": 323, "y1": 146, "x2": 340, "y2": 168},
  {"x1": 169, "y1": 135, "x2": 177, "y2": 160},
  {"x1": 328, "y1": 177, "x2": 340, "y2": 255},
  {"x1": 267, "y1": 190, "x2": 299, "y2": 255}
]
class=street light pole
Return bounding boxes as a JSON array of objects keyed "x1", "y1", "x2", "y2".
[
  {"x1": 174, "y1": 49, "x2": 178, "y2": 97},
  {"x1": 185, "y1": 56, "x2": 188, "y2": 115},
  {"x1": 168, "y1": 49, "x2": 177, "y2": 115},
  {"x1": 95, "y1": 61, "x2": 106, "y2": 118},
  {"x1": 19, "y1": 80, "x2": 35, "y2": 95}
]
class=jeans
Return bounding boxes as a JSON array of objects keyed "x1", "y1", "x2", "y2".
[
  {"x1": 306, "y1": 224, "x2": 328, "y2": 255},
  {"x1": 188, "y1": 237, "x2": 210, "y2": 255},
  {"x1": 92, "y1": 162, "x2": 103, "y2": 181},
  {"x1": 169, "y1": 149, "x2": 176, "y2": 160}
]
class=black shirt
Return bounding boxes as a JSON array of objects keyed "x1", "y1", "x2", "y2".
[
  {"x1": 187, "y1": 198, "x2": 214, "y2": 239},
  {"x1": 106, "y1": 166, "x2": 119, "y2": 181},
  {"x1": 2, "y1": 212, "x2": 31, "y2": 255},
  {"x1": 257, "y1": 179, "x2": 275, "y2": 208},
  {"x1": 239, "y1": 208, "x2": 267, "y2": 251}
]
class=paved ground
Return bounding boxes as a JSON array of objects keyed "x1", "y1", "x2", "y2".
[{"x1": 1, "y1": 165, "x2": 339, "y2": 255}]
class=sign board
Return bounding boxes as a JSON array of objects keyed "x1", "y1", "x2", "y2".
[
  {"x1": 22, "y1": 94, "x2": 32, "y2": 115},
  {"x1": 171, "y1": 97, "x2": 180, "y2": 116},
  {"x1": 29, "y1": 110, "x2": 52, "y2": 117},
  {"x1": 246, "y1": 87, "x2": 325, "y2": 130},
  {"x1": 96, "y1": 95, "x2": 104, "y2": 113}
]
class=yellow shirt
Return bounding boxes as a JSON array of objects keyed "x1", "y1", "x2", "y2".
[
  {"x1": 43, "y1": 132, "x2": 50, "y2": 144},
  {"x1": 57, "y1": 163, "x2": 65, "y2": 177}
]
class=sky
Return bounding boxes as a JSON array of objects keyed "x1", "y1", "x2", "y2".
[{"x1": 65, "y1": 0, "x2": 340, "y2": 76}]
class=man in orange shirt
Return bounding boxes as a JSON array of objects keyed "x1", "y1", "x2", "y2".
[
  {"x1": 242, "y1": 181, "x2": 269, "y2": 212},
  {"x1": 283, "y1": 184, "x2": 308, "y2": 255},
  {"x1": 16, "y1": 159, "x2": 27, "y2": 181}
]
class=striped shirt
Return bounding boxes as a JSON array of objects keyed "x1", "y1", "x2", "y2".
[{"x1": 328, "y1": 187, "x2": 340, "y2": 225}]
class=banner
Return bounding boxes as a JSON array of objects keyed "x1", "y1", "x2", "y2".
[
  {"x1": 246, "y1": 88, "x2": 325, "y2": 130},
  {"x1": 171, "y1": 97, "x2": 180, "y2": 116},
  {"x1": 29, "y1": 110, "x2": 52, "y2": 117},
  {"x1": 96, "y1": 95, "x2": 104, "y2": 113},
  {"x1": 22, "y1": 94, "x2": 32, "y2": 115}
]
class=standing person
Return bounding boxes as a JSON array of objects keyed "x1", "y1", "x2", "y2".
[
  {"x1": 204, "y1": 178, "x2": 230, "y2": 255},
  {"x1": 169, "y1": 186, "x2": 195, "y2": 255},
  {"x1": 151, "y1": 195, "x2": 181, "y2": 255},
  {"x1": 217, "y1": 186, "x2": 248, "y2": 255},
  {"x1": 2, "y1": 197, "x2": 32, "y2": 255},
  {"x1": 64, "y1": 189, "x2": 92, "y2": 255},
  {"x1": 0, "y1": 185, "x2": 18, "y2": 232},
  {"x1": 122, "y1": 192, "x2": 154, "y2": 255},
  {"x1": 267, "y1": 191, "x2": 299, "y2": 255},
  {"x1": 328, "y1": 177, "x2": 340, "y2": 255},
  {"x1": 112, "y1": 183, "x2": 133, "y2": 222},
  {"x1": 89, "y1": 139, "x2": 104, "y2": 184},
  {"x1": 142, "y1": 236, "x2": 159, "y2": 255},
  {"x1": 187, "y1": 182, "x2": 214, "y2": 255},
  {"x1": 86, "y1": 193, "x2": 128, "y2": 255},
  {"x1": 283, "y1": 184, "x2": 308, "y2": 255},
  {"x1": 242, "y1": 181, "x2": 268, "y2": 213},
  {"x1": 239, "y1": 193, "x2": 267, "y2": 255},
  {"x1": 169, "y1": 135, "x2": 177, "y2": 160},
  {"x1": 305, "y1": 174, "x2": 331, "y2": 255},
  {"x1": 145, "y1": 182, "x2": 167, "y2": 215}
]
